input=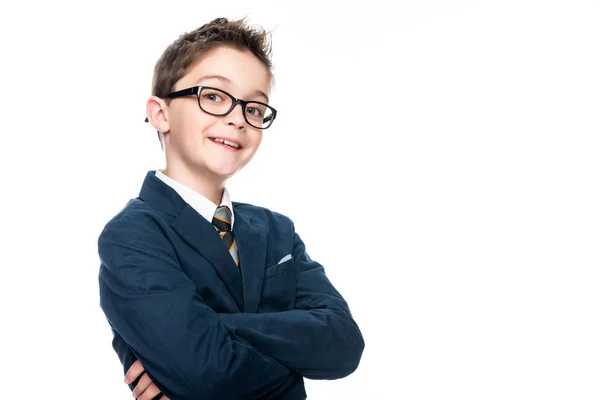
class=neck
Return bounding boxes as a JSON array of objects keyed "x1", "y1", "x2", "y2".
[{"x1": 162, "y1": 162, "x2": 225, "y2": 206}]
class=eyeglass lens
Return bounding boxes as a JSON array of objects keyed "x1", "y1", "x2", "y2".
[{"x1": 199, "y1": 87, "x2": 274, "y2": 128}]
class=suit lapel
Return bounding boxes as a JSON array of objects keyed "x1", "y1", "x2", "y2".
[
  {"x1": 170, "y1": 204, "x2": 244, "y2": 311},
  {"x1": 171, "y1": 204, "x2": 243, "y2": 310},
  {"x1": 138, "y1": 170, "x2": 267, "y2": 314},
  {"x1": 232, "y1": 204, "x2": 266, "y2": 314}
]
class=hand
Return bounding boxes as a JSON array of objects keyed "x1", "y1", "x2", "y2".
[{"x1": 124, "y1": 360, "x2": 170, "y2": 400}]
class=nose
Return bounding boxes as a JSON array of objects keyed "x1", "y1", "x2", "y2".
[{"x1": 223, "y1": 101, "x2": 246, "y2": 129}]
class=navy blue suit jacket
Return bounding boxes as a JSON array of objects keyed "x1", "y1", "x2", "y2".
[{"x1": 97, "y1": 171, "x2": 364, "y2": 399}]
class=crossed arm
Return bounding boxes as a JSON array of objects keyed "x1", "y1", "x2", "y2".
[{"x1": 98, "y1": 214, "x2": 364, "y2": 399}]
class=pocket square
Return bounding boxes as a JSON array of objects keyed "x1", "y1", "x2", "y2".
[{"x1": 277, "y1": 254, "x2": 292, "y2": 264}]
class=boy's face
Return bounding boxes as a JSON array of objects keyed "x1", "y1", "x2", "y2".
[{"x1": 157, "y1": 45, "x2": 271, "y2": 183}]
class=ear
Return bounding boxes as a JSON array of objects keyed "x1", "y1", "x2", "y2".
[{"x1": 146, "y1": 96, "x2": 170, "y2": 133}]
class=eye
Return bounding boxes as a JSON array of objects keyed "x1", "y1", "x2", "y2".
[
  {"x1": 246, "y1": 106, "x2": 264, "y2": 118},
  {"x1": 203, "y1": 93, "x2": 224, "y2": 102}
]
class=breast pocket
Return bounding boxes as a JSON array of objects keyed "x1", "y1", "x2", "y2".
[{"x1": 259, "y1": 258, "x2": 296, "y2": 312}]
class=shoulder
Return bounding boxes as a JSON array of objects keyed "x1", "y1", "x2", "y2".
[
  {"x1": 98, "y1": 198, "x2": 168, "y2": 245},
  {"x1": 233, "y1": 201, "x2": 296, "y2": 232},
  {"x1": 97, "y1": 198, "x2": 179, "y2": 278}
]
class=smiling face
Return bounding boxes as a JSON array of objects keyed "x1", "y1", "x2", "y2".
[{"x1": 151, "y1": 45, "x2": 272, "y2": 189}]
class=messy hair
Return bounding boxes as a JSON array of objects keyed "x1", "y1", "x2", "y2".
[{"x1": 150, "y1": 17, "x2": 274, "y2": 148}]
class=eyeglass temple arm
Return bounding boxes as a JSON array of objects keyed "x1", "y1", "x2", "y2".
[{"x1": 144, "y1": 87, "x2": 200, "y2": 122}]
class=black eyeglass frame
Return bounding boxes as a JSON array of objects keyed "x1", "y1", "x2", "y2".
[{"x1": 144, "y1": 86, "x2": 277, "y2": 130}]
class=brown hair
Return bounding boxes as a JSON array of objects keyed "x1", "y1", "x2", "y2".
[{"x1": 151, "y1": 17, "x2": 274, "y2": 148}]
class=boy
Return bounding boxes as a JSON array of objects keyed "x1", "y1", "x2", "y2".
[{"x1": 97, "y1": 17, "x2": 364, "y2": 400}]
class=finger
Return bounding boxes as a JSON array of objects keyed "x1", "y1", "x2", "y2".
[
  {"x1": 124, "y1": 360, "x2": 145, "y2": 384},
  {"x1": 138, "y1": 383, "x2": 162, "y2": 400},
  {"x1": 152, "y1": 391, "x2": 166, "y2": 400},
  {"x1": 131, "y1": 372, "x2": 153, "y2": 398}
]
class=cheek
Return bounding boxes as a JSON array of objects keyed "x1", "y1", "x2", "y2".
[
  {"x1": 174, "y1": 113, "x2": 217, "y2": 142},
  {"x1": 248, "y1": 131, "x2": 263, "y2": 149}
]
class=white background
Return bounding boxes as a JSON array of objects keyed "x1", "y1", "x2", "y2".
[{"x1": 1, "y1": 0, "x2": 599, "y2": 399}]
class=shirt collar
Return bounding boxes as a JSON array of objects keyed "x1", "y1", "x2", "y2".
[{"x1": 154, "y1": 169, "x2": 234, "y2": 228}]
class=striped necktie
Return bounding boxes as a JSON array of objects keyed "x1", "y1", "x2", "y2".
[{"x1": 211, "y1": 205, "x2": 240, "y2": 267}]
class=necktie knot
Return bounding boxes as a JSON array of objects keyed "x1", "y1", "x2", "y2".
[
  {"x1": 212, "y1": 205, "x2": 232, "y2": 232},
  {"x1": 212, "y1": 205, "x2": 239, "y2": 267}
]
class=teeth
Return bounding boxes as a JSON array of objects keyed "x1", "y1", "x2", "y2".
[{"x1": 213, "y1": 138, "x2": 240, "y2": 149}]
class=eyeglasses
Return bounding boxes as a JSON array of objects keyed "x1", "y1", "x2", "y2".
[{"x1": 144, "y1": 86, "x2": 277, "y2": 129}]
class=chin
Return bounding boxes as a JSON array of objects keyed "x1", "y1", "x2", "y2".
[{"x1": 208, "y1": 166, "x2": 242, "y2": 179}]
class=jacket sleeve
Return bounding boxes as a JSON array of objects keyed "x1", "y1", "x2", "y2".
[
  {"x1": 97, "y1": 210, "x2": 292, "y2": 400},
  {"x1": 217, "y1": 223, "x2": 365, "y2": 380}
]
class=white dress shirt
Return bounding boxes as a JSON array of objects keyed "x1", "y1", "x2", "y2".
[{"x1": 155, "y1": 169, "x2": 234, "y2": 228}]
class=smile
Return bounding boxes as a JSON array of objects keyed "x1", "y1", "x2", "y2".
[{"x1": 209, "y1": 137, "x2": 242, "y2": 151}]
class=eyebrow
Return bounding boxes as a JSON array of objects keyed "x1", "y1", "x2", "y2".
[{"x1": 195, "y1": 74, "x2": 269, "y2": 102}]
